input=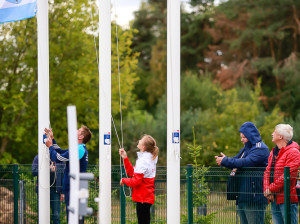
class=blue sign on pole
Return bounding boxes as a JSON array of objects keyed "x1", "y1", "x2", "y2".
[
  {"x1": 172, "y1": 131, "x2": 180, "y2": 144},
  {"x1": 104, "y1": 133, "x2": 111, "y2": 145},
  {"x1": 43, "y1": 134, "x2": 47, "y2": 144}
]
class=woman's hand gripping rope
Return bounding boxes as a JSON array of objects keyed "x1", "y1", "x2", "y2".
[
  {"x1": 119, "y1": 148, "x2": 132, "y2": 196},
  {"x1": 119, "y1": 148, "x2": 127, "y2": 159},
  {"x1": 119, "y1": 148, "x2": 127, "y2": 186}
]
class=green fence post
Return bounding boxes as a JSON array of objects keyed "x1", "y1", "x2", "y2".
[
  {"x1": 13, "y1": 164, "x2": 19, "y2": 224},
  {"x1": 187, "y1": 164, "x2": 193, "y2": 224},
  {"x1": 120, "y1": 165, "x2": 126, "y2": 224},
  {"x1": 284, "y1": 166, "x2": 291, "y2": 224}
]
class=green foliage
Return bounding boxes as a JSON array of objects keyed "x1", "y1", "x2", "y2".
[
  {"x1": 185, "y1": 127, "x2": 215, "y2": 223},
  {"x1": 181, "y1": 76, "x2": 284, "y2": 166},
  {"x1": 264, "y1": 210, "x2": 272, "y2": 224},
  {"x1": 131, "y1": 0, "x2": 215, "y2": 108},
  {"x1": 181, "y1": 73, "x2": 219, "y2": 111},
  {"x1": 187, "y1": 128, "x2": 210, "y2": 207},
  {"x1": 130, "y1": 0, "x2": 167, "y2": 109},
  {"x1": 0, "y1": 0, "x2": 139, "y2": 164},
  {"x1": 0, "y1": 17, "x2": 38, "y2": 162},
  {"x1": 47, "y1": 1, "x2": 139, "y2": 162},
  {"x1": 286, "y1": 113, "x2": 300, "y2": 144},
  {"x1": 188, "y1": 127, "x2": 202, "y2": 167},
  {"x1": 212, "y1": 0, "x2": 300, "y2": 117},
  {"x1": 115, "y1": 108, "x2": 167, "y2": 164},
  {"x1": 0, "y1": 152, "x2": 18, "y2": 164},
  {"x1": 275, "y1": 58, "x2": 300, "y2": 118},
  {"x1": 181, "y1": 2, "x2": 213, "y2": 72}
]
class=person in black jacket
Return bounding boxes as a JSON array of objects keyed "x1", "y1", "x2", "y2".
[
  {"x1": 32, "y1": 154, "x2": 64, "y2": 224},
  {"x1": 215, "y1": 121, "x2": 270, "y2": 224}
]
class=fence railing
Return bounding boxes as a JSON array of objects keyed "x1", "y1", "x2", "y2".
[{"x1": 0, "y1": 165, "x2": 298, "y2": 223}]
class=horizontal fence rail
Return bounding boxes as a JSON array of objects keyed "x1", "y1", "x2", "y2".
[{"x1": 0, "y1": 165, "x2": 299, "y2": 223}]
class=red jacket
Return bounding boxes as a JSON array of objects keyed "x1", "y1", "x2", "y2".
[
  {"x1": 122, "y1": 152, "x2": 158, "y2": 204},
  {"x1": 263, "y1": 141, "x2": 300, "y2": 204}
]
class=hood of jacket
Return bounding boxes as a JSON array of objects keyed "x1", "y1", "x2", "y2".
[
  {"x1": 239, "y1": 122, "x2": 262, "y2": 145},
  {"x1": 137, "y1": 151, "x2": 158, "y2": 164}
]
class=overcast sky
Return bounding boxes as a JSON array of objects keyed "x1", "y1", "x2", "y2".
[
  {"x1": 112, "y1": 0, "x2": 222, "y2": 27},
  {"x1": 111, "y1": 0, "x2": 146, "y2": 27}
]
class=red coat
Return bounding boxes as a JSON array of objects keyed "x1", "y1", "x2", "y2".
[
  {"x1": 122, "y1": 152, "x2": 158, "y2": 204},
  {"x1": 263, "y1": 141, "x2": 300, "y2": 204}
]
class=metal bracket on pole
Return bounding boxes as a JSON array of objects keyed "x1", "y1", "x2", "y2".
[{"x1": 78, "y1": 173, "x2": 94, "y2": 217}]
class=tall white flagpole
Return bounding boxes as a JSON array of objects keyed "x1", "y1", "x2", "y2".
[
  {"x1": 67, "y1": 106, "x2": 80, "y2": 224},
  {"x1": 37, "y1": 0, "x2": 50, "y2": 223},
  {"x1": 167, "y1": 0, "x2": 181, "y2": 223},
  {"x1": 99, "y1": 0, "x2": 111, "y2": 223}
]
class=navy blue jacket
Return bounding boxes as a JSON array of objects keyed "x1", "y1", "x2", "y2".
[
  {"x1": 32, "y1": 154, "x2": 64, "y2": 193},
  {"x1": 48, "y1": 139, "x2": 88, "y2": 193},
  {"x1": 221, "y1": 122, "x2": 269, "y2": 205}
]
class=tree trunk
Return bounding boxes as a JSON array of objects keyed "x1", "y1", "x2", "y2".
[
  {"x1": 292, "y1": 5, "x2": 300, "y2": 51},
  {"x1": 269, "y1": 37, "x2": 280, "y2": 90},
  {"x1": 0, "y1": 137, "x2": 9, "y2": 154}
]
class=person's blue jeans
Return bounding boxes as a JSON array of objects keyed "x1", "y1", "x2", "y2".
[
  {"x1": 37, "y1": 188, "x2": 61, "y2": 224},
  {"x1": 237, "y1": 203, "x2": 266, "y2": 224},
  {"x1": 271, "y1": 201, "x2": 298, "y2": 224},
  {"x1": 50, "y1": 187, "x2": 61, "y2": 224}
]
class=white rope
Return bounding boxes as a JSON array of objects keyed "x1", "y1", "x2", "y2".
[
  {"x1": 115, "y1": 5, "x2": 124, "y2": 149},
  {"x1": 89, "y1": 3, "x2": 122, "y2": 149},
  {"x1": 113, "y1": 0, "x2": 131, "y2": 198},
  {"x1": 90, "y1": 5, "x2": 99, "y2": 68},
  {"x1": 38, "y1": 152, "x2": 57, "y2": 189},
  {"x1": 38, "y1": 123, "x2": 57, "y2": 189},
  {"x1": 90, "y1": 1, "x2": 131, "y2": 197}
]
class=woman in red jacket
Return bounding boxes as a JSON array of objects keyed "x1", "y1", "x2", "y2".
[
  {"x1": 119, "y1": 135, "x2": 159, "y2": 224},
  {"x1": 263, "y1": 124, "x2": 300, "y2": 224}
]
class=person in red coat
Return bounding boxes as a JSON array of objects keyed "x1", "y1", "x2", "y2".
[
  {"x1": 263, "y1": 124, "x2": 300, "y2": 224},
  {"x1": 119, "y1": 135, "x2": 159, "y2": 224}
]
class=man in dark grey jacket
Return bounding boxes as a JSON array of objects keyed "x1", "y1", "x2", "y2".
[{"x1": 32, "y1": 154, "x2": 64, "y2": 224}]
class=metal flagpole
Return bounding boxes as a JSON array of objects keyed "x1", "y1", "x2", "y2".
[
  {"x1": 167, "y1": 0, "x2": 181, "y2": 223},
  {"x1": 99, "y1": 0, "x2": 112, "y2": 223},
  {"x1": 67, "y1": 106, "x2": 80, "y2": 224},
  {"x1": 37, "y1": 0, "x2": 50, "y2": 223}
]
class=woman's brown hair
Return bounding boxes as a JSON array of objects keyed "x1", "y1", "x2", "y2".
[{"x1": 142, "y1": 135, "x2": 159, "y2": 160}]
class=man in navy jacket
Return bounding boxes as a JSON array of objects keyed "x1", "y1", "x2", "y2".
[
  {"x1": 32, "y1": 154, "x2": 64, "y2": 223},
  {"x1": 215, "y1": 121, "x2": 269, "y2": 224},
  {"x1": 45, "y1": 125, "x2": 91, "y2": 223}
]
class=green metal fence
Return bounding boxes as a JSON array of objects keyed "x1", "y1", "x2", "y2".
[{"x1": 0, "y1": 165, "x2": 298, "y2": 223}]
